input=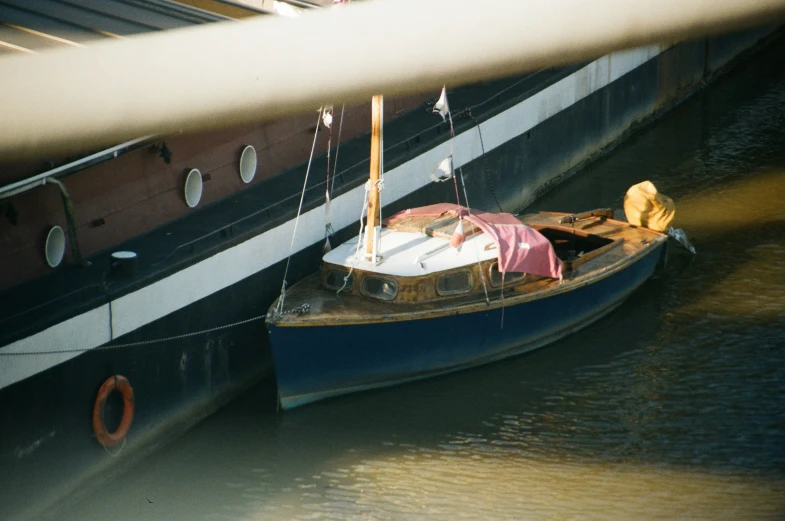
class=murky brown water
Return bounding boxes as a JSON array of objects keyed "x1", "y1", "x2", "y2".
[{"x1": 42, "y1": 38, "x2": 785, "y2": 521}]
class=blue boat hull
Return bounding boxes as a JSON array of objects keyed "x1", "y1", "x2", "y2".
[{"x1": 269, "y1": 242, "x2": 665, "y2": 409}]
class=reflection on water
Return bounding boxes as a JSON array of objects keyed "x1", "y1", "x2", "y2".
[{"x1": 43, "y1": 39, "x2": 785, "y2": 521}]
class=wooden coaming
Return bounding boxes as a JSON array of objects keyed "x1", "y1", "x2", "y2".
[
  {"x1": 387, "y1": 214, "x2": 482, "y2": 238},
  {"x1": 321, "y1": 258, "x2": 522, "y2": 305},
  {"x1": 270, "y1": 212, "x2": 666, "y2": 327}
]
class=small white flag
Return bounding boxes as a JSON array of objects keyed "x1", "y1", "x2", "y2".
[
  {"x1": 432, "y1": 86, "x2": 450, "y2": 121},
  {"x1": 430, "y1": 156, "x2": 453, "y2": 183},
  {"x1": 321, "y1": 108, "x2": 333, "y2": 129}
]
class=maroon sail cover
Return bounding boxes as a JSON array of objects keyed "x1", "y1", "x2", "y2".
[{"x1": 386, "y1": 204, "x2": 563, "y2": 279}]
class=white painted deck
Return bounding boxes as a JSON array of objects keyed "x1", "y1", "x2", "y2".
[{"x1": 323, "y1": 228, "x2": 498, "y2": 277}]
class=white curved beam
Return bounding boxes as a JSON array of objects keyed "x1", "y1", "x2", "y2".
[{"x1": 0, "y1": 0, "x2": 783, "y2": 159}]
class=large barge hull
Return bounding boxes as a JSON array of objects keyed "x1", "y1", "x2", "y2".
[{"x1": 0, "y1": 28, "x2": 778, "y2": 520}]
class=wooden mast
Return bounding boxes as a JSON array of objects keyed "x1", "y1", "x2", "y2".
[{"x1": 365, "y1": 94, "x2": 383, "y2": 260}]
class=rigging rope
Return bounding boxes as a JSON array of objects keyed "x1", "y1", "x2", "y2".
[
  {"x1": 441, "y1": 88, "x2": 490, "y2": 303},
  {"x1": 330, "y1": 104, "x2": 346, "y2": 197},
  {"x1": 446, "y1": 110, "x2": 461, "y2": 206},
  {"x1": 323, "y1": 103, "x2": 346, "y2": 252},
  {"x1": 276, "y1": 108, "x2": 324, "y2": 313},
  {"x1": 324, "y1": 106, "x2": 335, "y2": 252},
  {"x1": 337, "y1": 181, "x2": 371, "y2": 294}
]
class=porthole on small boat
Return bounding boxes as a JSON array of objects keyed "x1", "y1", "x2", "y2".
[
  {"x1": 44, "y1": 225, "x2": 65, "y2": 268},
  {"x1": 436, "y1": 270, "x2": 472, "y2": 295},
  {"x1": 361, "y1": 277, "x2": 398, "y2": 301},
  {"x1": 489, "y1": 263, "x2": 526, "y2": 287},
  {"x1": 184, "y1": 168, "x2": 203, "y2": 208},
  {"x1": 324, "y1": 270, "x2": 354, "y2": 291},
  {"x1": 239, "y1": 145, "x2": 257, "y2": 184}
]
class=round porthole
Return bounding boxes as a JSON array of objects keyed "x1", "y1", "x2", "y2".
[
  {"x1": 44, "y1": 225, "x2": 66, "y2": 268},
  {"x1": 184, "y1": 168, "x2": 203, "y2": 208},
  {"x1": 239, "y1": 145, "x2": 257, "y2": 184}
]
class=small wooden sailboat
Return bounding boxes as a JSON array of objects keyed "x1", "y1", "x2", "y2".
[{"x1": 267, "y1": 93, "x2": 669, "y2": 410}]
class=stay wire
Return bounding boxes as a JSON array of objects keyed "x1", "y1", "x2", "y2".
[
  {"x1": 325, "y1": 106, "x2": 333, "y2": 198},
  {"x1": 330, "y1": 103, "x2": 346, "y2": 197},
  {"x1": 442, "y1": 90, "x2": 489, "y2": 304},
  {"x1": 277, "y1": 108, "x2": 323, "y2": 313},
  {"x1": 447, "y1": 110, "x2": 461, "y2": 206},
  {"x1": 337, "y1": 183, "x2": 370, "y2": 294}
]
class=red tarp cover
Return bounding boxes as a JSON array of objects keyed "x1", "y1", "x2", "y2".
[{"x1": 386, "y1": 204, "x2": 563, "y2": 279}]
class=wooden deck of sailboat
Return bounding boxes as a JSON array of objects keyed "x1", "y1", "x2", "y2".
[{"x1": 270, "y1": 211, "x2": 665, "y2": 327}]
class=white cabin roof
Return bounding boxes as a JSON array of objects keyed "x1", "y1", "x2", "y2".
[{"x1": 323, "y1": 228, "x2": 498, "y2": 277}]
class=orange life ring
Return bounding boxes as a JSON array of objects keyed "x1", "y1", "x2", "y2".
[{"x1": 92, "y1": 374, "x2": 135, "y2": 447}]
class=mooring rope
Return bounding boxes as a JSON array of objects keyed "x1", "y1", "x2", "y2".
[{"x1": 0, "y1": 304, "x2": 310, "y2": 356}]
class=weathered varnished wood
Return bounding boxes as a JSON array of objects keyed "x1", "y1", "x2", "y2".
[
  {"x1": 566, "y1": 238, "x2": 624, "y2": 270},
  {"x1": 365, "y1": 95, "x2": 383, "y2": 258},
  {"x1": 269, "y1": 212, "x2": 665, "y2": 327},
  {"x1": 387, "y1": 214, "x2": 481, "y2": 239}
]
